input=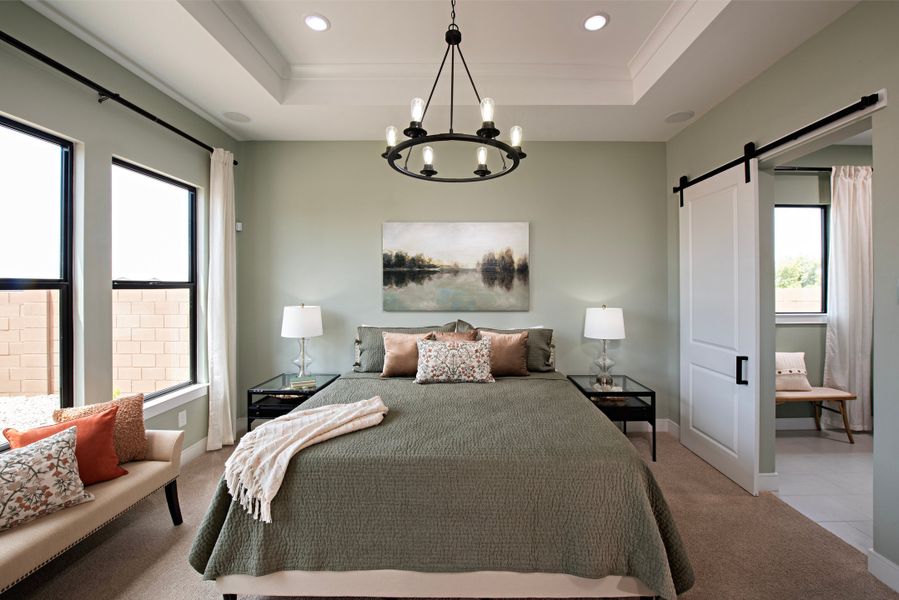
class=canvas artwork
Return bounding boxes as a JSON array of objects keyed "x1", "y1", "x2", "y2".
[{"x1": 383, "y1": 222, "x2": 529, "y2": 311}]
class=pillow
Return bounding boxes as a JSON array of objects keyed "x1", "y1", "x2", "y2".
[
  {"x1": 776, "y1": 352, "x2": 813, "y2": 391},
  {"x1": 54, "y1": 394, "x2": 148, "y2": 463},
  {"x1": 415, "y1": 339, "x2": 495, "y2": 384},
  {"x1": 5, "y1": 407, "x2": 127, "y2": 485},
  {"x1": 0, "y1": 427, "x2": 94, "y2": 532},
  {"x1": 477, "y1": 327, "x2": 554, "y2": 372},
  {"x1": 382, "y1": 332, "x2": 435, "y2": 377},
  {"x1": 435, "y1": 331, "x2": 478, "y2": 341},
  {"x1": 354, "y1": 323, "x2": 456, "y2": 372},
  {"x1": 478, "y1": 330, "x2": 529, "y2": 377}
]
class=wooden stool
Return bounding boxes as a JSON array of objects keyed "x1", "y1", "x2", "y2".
[{"x1": 775, "y1": 387, "x2": 857, "y2": 443}]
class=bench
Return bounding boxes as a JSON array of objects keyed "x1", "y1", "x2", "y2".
[
  {"x1": 775, "y1": 387, "x2": 856, "y2": 443},
  {"x1": 0, "y1": 429, "x2": 184, "y2": 593}
]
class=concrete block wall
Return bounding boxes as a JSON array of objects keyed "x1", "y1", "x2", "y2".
[
  {"x1": 0, "y1": 290, "x2": 60, "y2": 396},
  {"x1": 112, "y1": 288, "x2": 191, "y2": 395}
]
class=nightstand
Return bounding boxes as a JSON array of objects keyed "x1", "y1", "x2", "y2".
[
  {"x1": 246, "y1": 373, "x2": 338, "y2": 431},
  {"x1": 567, "y1": 374, "x2": 657, "y2": 461}
]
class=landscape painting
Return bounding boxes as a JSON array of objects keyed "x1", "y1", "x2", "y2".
[{"x1": 383, "y1": 222, "x2": 529, "y2": 311}]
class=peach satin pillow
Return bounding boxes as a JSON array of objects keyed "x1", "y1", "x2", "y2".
[
  {"x1": 382, "y1": 332, "x2": 435, "y2": 377},
  {"x1": 4, "y1": 407, "x2": 127, "y2": 485},
  {"x1": 478, "y1": 330, "x2": 529, "y2": 377},
  {"x1": 434, "y1": 331, "x2": 478, "y2": 341}
]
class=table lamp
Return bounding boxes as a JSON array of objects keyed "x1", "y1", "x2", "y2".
[
  {"x1": 281, "y1": 304, "x2": 323, "y2": 377},
  {"x1": 584, "y1": 305, "x2": 626, "y2": 389}
]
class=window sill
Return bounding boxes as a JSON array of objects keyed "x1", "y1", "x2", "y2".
[
  {"x1": 143, "y1": 383, "x2": 208, "y2": 420},
  {"x1": 776, "y1": 313, "x2": 829, "y2": 325}
]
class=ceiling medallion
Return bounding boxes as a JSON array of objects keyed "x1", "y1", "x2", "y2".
[{"x1": 382, "y1": 0, "x2": 526, "y2": 183}]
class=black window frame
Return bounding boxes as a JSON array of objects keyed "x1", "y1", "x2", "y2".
[
  {"x1": 0, "y1": 114, "x2": 74, "y2": 413},
  {"x1": 774, "y1": 203, "x2": 829, "y2": 315},
  {"x1": 111, "y1": 158, "x2": 197, "y2": 400}
]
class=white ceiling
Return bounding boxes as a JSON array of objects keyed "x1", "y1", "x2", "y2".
[{"x1": 29, "y1": 0, "x2": 858, "y2": 141}]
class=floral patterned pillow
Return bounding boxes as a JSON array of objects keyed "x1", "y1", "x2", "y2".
[
  {"x1": 0, "y1": 427, "x2": 94, "y2": 531},
  {"x1": 415, "y1": 339, "x2": 495, "y2": 384}
]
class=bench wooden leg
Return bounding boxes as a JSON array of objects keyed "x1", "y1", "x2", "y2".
[
  {"x1": 813, "y1": 402, "x2": 822, "y2": 431},
  {"x1": 838, "y1": 400, "x2": 855, "y2": 444},
  {"x1": 164, "y1": 480, "x2": 183, "y2": 525}
]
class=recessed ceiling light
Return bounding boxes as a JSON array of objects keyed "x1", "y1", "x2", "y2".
[
  {"x1": 664, "y1": 110, "x2": 695, "y2": 124},
  {"x1": 584, "y1": 13, "x2": 609, "y2": 31},
  {"x1": 305, "y1": 14, "x2": 330, "y2": 32},
  {"x1": 223, "y1": 111, "x2": 251, "y2": 123}
]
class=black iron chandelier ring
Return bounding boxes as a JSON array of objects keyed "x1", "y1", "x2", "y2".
[
  {"x1": 381, "y1": 0, "x2": 526, "y2": 183},
  {"x1": 385, "y1": 134, "x2": 521, "y2": 183}
]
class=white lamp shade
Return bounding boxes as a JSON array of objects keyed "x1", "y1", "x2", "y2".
[
  {"x1": 281, "y1": 305, "x2": 323, "y2": 338},
  {"x1": 584, "y1": 307, "x2": 625, "y2": 340}
]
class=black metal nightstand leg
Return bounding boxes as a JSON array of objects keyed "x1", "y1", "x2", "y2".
[
  {"x1": 651, "y1": 392, "x2": 657, "y2": 462},
  {"x1": 622, "y1": 420, "x2": 627, "y2": 435},
  {"x1": 246, "y1": 390, "x2": 252, "y2": 432}
]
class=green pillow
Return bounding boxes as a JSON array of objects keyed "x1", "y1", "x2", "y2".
[{"x1": 354, "y1": 323, "x2": 456, "y2": 372}]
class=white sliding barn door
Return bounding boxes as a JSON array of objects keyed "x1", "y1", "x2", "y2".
[{"x1": 679, "y1": 162, "x2": 760, "y2": 495}]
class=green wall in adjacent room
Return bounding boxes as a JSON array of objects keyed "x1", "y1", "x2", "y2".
[
  {"x1": 0, "y1": 1, "x2": 239, "y2": 450},
  {"x1": 235, "y1": 141, "x2": 671, "y2": 421},
  {"x1": 666, "y1": 0, "x2": 899, "y2": 567}
]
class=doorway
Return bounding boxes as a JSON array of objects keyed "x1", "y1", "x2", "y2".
[{"x1": 767, "y1": 126, "x2": 874, "y2": 553}]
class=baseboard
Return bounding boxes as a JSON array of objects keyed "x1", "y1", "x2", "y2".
[
  {"x1": 776, "y1": 417, "x2": 818, "y2": 430},
  {"x1": 757, "y1": 472, "x2": 780, "y2": 493},
  {"x1": 621, "y1": 418, "x2": 679, "y2": 435},
  {"x1": 869, "y1": 550, "x2": 899, "y2": 593},
  {"x1": 181, "y1": 436, "x2": 208, "y2": 465}
]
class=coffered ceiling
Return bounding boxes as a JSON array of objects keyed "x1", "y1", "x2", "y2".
[{"x1": 28, "y1": 0, "x2": 857, "y2": 141}]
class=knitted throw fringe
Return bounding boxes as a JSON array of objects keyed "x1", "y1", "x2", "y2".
[{"x1": 224, "y1": 396, "x2": 388, "y2": 523}]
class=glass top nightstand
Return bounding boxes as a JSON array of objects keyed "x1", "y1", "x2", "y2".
[
  {"x1": 567, "y1": 374, "x2": 657, "y2": 462},
  {"x1": 247, "y1": 373, "x2": 339, "y2": 431}
]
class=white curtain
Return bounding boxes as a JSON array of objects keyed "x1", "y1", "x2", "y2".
[
  {"x1": 206, "y1": 149, "x2": 237, "y2": 450},
  {"x1": 823, "y1": 165, "x2": 873, "y2": 431}
]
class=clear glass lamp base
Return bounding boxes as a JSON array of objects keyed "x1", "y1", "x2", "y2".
[
  {"x1": 293, "y1": 338, "x2": 313, "y2": 377},
  {"x1": 594, "y1": 339, "x2": 615, "y2": 390}
]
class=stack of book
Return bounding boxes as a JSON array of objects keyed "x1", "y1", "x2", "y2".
[{"x1": 289, "y1": 377, "x2": 318, "y2": 391}]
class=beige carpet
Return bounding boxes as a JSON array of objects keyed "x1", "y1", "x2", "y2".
[{"x1": 4, "y1": 433, "x2": 897, "y2": 600}]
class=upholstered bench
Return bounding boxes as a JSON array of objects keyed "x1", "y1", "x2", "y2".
[
  {"x1": 775, "y1": 387, "x2": 857, "y2": 443},
  {"x1": 0, "y1": 429, "x2": 184, "y2": 593}
]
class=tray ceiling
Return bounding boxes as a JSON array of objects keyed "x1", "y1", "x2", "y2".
[{"x1": 29, "y1": 0, "x2": 857, "y2": 141}]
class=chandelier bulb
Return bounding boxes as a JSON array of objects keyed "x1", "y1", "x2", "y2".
[
  {"x1": 480, "y1": 98, "x2": 495, "y2": 123},
  {"x1": 422, "y1": 145, "x2": 435, "y2": 166},
  {"x1": 386, "y1": 126, "x2": 398, "y2": 147},
  {"x1": 410, "y1": 97, "x2": 425, "y2": 123},
  {"x1": 510, "y1": 126, "x2": 522, "y2": 148},
  {"x1": 477, "y1": 146, "x2": 488, "y2": 166}
]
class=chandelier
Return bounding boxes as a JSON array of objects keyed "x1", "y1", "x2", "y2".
[{"x1": 382, "y1": 0, "x2": 526, "y2": 182}]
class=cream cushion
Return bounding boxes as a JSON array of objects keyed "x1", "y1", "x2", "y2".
[
  {"x1": 775, "y1": 352, "x2": 813, "y2": 391},
  {"x1": 0, "y1": 429, "x2": 183, "y2": 593}
]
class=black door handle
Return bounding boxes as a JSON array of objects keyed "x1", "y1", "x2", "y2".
[{"x1": 736, "y1": 355, "x2": 749, "y2": 385}]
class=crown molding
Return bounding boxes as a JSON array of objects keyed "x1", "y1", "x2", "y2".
[{"x1": 25, "y1": 0, "x2": 243, "y2": 141}]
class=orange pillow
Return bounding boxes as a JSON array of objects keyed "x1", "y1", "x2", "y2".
[
  {"x1": 382, "y1": 331, "x2": 434, "y2": 377},
  {"x1": 4, "y1": 407, "x2": 127, "y2": 485}
]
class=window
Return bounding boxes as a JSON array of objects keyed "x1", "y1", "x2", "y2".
[
  {"x1": 775, "y1": 205, "x2": 828, "y2": 314},
  {"x1": 111, "y1": 160, "x2": 196, "y2": 399},
  {"x1": 0, "y1": 116, "x2": 73, "y2": 443}
]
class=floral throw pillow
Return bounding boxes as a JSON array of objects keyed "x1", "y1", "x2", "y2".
[
  {"x1": 415, "y1": 339, "x2": 495, "y2": 384},
  {"x1": 0, "y1": 427, "x2": 94, "y2": 532}
]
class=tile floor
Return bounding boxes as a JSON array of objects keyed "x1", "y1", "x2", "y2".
[{"x1": 775, "y1": 428, "x2": 874, "y2": 554}]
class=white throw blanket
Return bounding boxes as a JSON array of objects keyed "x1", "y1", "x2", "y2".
[{"x1": 225, "y1": 396, "x2": 388, "y2": 523}]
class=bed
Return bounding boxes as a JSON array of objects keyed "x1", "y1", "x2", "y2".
[{"x1": 189, "y1": 372, "x2": 694, "y2": 599}]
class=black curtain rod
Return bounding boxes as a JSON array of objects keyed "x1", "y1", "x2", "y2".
[
  {"x1": 0, "y1": 30, "x2": 238, "y2": 166},
  {"x1": 674, "y1": 92, "x2": 879, "y2": 200},
  {"x1": 773, "y1": 166, "x2": 832, "y2": 173}
]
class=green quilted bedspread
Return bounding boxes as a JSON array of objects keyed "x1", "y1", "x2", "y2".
[{"x1": 189, "y1": 372, "x2": 693, "y2": 599}]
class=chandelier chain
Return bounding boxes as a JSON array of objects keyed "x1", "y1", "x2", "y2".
[{"x1": 451, "y1": 0, "x2": 456, "y2": 26}]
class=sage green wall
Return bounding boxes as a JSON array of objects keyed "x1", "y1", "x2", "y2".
[
  {"x1": 235, "y1": 141, "x2": 670, "y2": 420},
  {"x1": 774, "y1": 144, "x2": 872, "y2": 420},
  {"x1": 0, "y1": 1, "x2": 239, "y2": 449},
  {"x1": 666, "y1": 1, "x2": 899, "y2": 567}
]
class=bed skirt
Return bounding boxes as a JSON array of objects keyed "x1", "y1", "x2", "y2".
[{"x1": 214, "y1": 569, "x2": 655, "y2": 598}]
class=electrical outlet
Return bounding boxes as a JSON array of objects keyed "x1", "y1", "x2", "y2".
[
  {"x1": 236, "y1": 221, "x2": 243, "y2": 232},
  {"x1": 178, "y1": 410, "x2": 187, "y2": 428}
]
